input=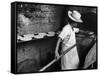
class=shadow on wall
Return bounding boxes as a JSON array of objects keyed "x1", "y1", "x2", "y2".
[{"x1": 81, "y1": 13, "x2": 97, "y2": 34}]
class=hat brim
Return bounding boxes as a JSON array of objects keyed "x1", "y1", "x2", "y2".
[{"x1": 68, "y1": 11, "x2": 83, "y2": 23}]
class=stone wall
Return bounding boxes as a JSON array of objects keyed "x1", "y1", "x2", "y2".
[{"x1": 17, "y1": 4, "x2": 65, "y2": 35}]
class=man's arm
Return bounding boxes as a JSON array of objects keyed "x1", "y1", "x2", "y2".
[
  {"x1": 55, "y1": 37, "x2": 62, "y2": 59},
  {"x1": 73, "y1": 27, "x2": 94, "y2": 35},
  {"x1": 79, "y1": 29, "x2": 94, "y2": 34},
  {"x1": 55, "y1": 24, "x2": 71, "y2": 59}
]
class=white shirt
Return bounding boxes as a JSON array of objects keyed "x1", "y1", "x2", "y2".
[
  {"x1": 59, "y1": 24, "x2": 79, "y2": 47},
  {"x1": 58, "y1": 23, "x2": 79, "y2": 69}
]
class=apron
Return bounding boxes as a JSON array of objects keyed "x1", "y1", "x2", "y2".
[{"x1": 59, "y1": 24, "x2": 79, "y2": 70}]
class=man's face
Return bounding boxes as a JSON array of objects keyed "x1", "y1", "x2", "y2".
[
  {"x1": 71, "y1": 22, "x2": 78, "y2": 27},
  {"x1": 73, "y1": 23, "x2": 78, "y2": 27}
]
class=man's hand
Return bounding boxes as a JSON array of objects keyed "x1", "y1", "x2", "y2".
[
  {"x1": 55, "y1": 51, "x2": 60, "y2": 60},
  {"x1": 88, "y1": 32, "x2": 94, "y2": 35},
  {"x1": 73, "y1": 28, "x2": 79, "y2": 33}
]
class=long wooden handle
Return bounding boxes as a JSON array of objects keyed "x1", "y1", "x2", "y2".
[
  {"x1": 39, "y1": 59, "x2": 56, "y2": 71},
  {"x1": 39, "y1": 44, "x2": 76, "y2": 72}
]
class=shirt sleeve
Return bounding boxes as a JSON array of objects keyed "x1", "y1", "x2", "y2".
[{"x1": 58, "y1": 25, "x2": 71, "y2": 40}]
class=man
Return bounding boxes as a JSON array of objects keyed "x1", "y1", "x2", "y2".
[{"x1": 55, "y1": 10, "x2": 83, "y2": 70}]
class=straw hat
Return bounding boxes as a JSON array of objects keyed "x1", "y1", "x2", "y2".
[{"x1": 68, "y1": 10, "x2": 83, "y2": 23}]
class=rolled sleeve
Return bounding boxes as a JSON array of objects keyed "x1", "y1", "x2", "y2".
[{"x1": 59, "y1": 25, "x2": 71, "y2": 40}]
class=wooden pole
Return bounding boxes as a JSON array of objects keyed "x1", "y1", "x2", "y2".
[{"x1": 39, "y1": 44, "x2": 76, "y2": 72}]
